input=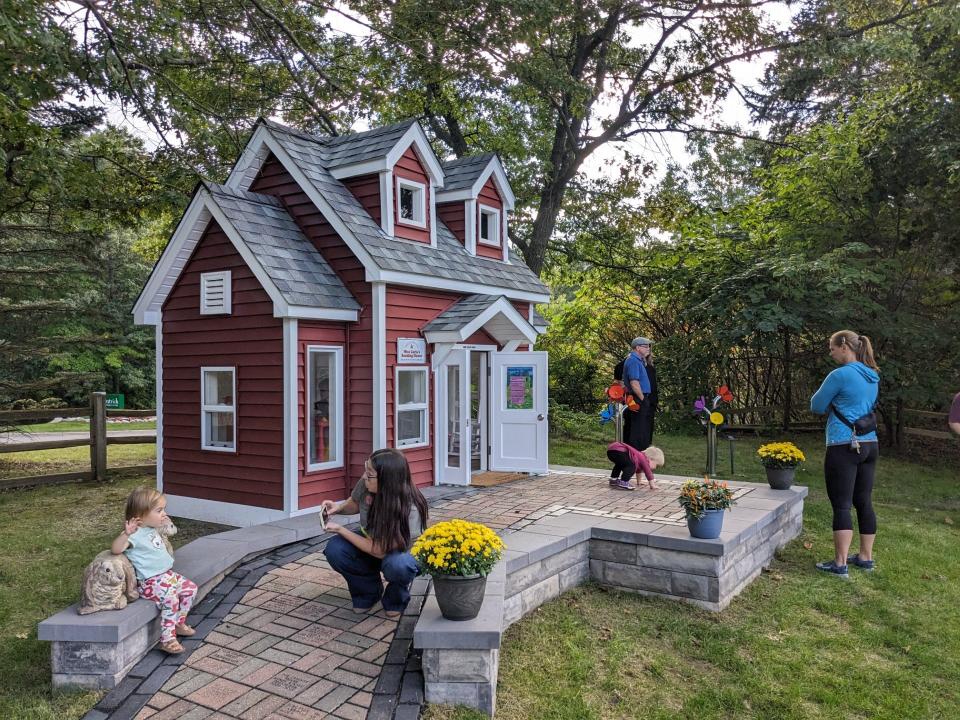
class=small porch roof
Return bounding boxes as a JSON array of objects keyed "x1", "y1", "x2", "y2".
[{"x1": 422, "y1": 294, "x2": 539, "y2": 346}]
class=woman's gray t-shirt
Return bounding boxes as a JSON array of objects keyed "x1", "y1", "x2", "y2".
[{"x1": 350, "y1": 479, "x2": 423, "y2": 547}]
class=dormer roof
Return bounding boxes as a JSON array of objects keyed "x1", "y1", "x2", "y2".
[
  {"x1": 436, "y1": 153, "x2": 515, "y2": 210},
  {"x1": 223, "y1": 120, "x2": 549, "y2": 302}
]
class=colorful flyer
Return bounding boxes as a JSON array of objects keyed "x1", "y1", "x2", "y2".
[{"x1": 506, "y1": 366, "x2": 534, "y2": 409}]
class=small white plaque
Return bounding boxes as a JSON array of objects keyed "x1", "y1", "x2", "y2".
[{"x1": 397, "y1": 338, "x2": 427, "y2": 364}]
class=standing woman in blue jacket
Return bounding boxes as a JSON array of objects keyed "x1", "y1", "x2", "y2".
[{"x1": 810, "y1": 330, "x2": 880, "y2": 577}]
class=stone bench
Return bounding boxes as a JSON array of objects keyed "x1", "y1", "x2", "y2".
[
  {"x1": 38, "y1": 513, "x2": 352, "y2": 690},
  {"x1": 414, "y1": 483, "x2": 807, "y2": 716}
]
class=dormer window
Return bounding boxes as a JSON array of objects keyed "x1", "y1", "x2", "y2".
[
  {"x1": 396, "y1": 177, "x2": 426, "y2": 227},
  {"x1": 478, "y1": 205, "x2": 501, "y2": 246}
]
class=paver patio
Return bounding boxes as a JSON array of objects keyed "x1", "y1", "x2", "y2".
[{"x1": 85, "y1": 470, "x2": 750, "y2": 720}]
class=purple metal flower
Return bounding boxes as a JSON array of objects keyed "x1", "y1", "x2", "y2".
[{"x1": 693, "y1": 396, "x2": 706, "y2": 412}]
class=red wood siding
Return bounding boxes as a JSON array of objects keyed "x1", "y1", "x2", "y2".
[
  {"x1": 250, "y1": 154, "x2": 371, "y2": 493},
  {"x1": 298, "y1": 322, "x2": 348, "y2": 508},
  {"x1": 342, "y1": 173, "x2": 381, "y2": 226},
  {"x1": 161, "y1": 221, "x2": 284, "y2": 509},
  {"x1": 393, "y1": 146, "x2": 431, "y2": 244},
  {"x1": 437, "y1": 201, "x2": 465, "y2": 246},
  {"x1": 476, "y1": 176, "x2": 504, "y2": 260}
]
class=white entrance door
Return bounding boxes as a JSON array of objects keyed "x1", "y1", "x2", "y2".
[
  {"x1": 490, "y1": 352, "x2": 548, "y2": 473},
  {"x1": 438, "y1": 349, "x2": 470, "y2": 485}
]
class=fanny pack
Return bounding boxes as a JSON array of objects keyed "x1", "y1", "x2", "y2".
[{"x1": 830, "y1": 403, "x2": 878, "y2": 436}]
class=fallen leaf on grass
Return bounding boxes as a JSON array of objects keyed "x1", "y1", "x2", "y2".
[
  {"x1": 945, "y1": 517, "x2": 954, "y2": 525},
  {"x1": 803, "y1": 541, "x2": 813, "y2": 550},
  {"x1": 16, "y1": 632, "x2": 28, "y2": 639}
]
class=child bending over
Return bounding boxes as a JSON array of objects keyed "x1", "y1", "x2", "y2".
[
  {"x1": 606, "y1": 443, "x2": 664, "y2": 491},
  {"x1": 111, "y1": 487, "x2": 197, "y2": 654}
]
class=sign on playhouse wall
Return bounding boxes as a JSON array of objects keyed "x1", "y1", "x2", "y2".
[{"x1": 397, "y1": 338, "x2": 427, "y2": 364}]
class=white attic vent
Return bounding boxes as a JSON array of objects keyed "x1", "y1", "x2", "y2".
[{"x1": 200, "y1": 271, "x2": 232, "y2": 315}]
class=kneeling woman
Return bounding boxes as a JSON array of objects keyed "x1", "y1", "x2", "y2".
[{"x1": 322, "y1": 449, "x2": 429, "y2": 617}]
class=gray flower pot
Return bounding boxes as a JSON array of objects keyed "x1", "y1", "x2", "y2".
[
  {"x1": 765, "y1": 467, "x2": 796, "y2": 490},
  {"x1": 432, "y1": 573, "x2": 488, "y2": 621}
]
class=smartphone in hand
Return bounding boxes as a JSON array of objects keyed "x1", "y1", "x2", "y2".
[{"x1": 319, "y1": 507, "x2": 328, "y2": 530}]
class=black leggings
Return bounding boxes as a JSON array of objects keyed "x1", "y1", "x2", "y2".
[
  {"x1": 607, "y1": 449, "x2": 636, "y2": 483},
  {"x1": 824, "y1": 443, "x2": 879, "y2": 534}
]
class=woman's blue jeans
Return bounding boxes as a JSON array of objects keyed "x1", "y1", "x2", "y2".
[{"x1": 323, "y1": 532, "x2": 419, "y2": 612}]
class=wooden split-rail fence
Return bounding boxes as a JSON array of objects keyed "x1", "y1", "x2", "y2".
[{"x1": 0, "y1": 392, "x2": 156, "y2": 491}]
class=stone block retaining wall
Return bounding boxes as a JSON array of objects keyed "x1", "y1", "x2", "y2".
[{"x1": 415, "y1": 484, "x2": 807, "y2": 716}]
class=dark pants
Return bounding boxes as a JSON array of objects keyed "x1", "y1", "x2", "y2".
[
  {"x1": 626, "y1": 397, "x2": 654, "y2": 451},
  {"x1": 824, "y1": 443, "x2": 879, "y2": 534},
  {"x1": 607, "y1": 449, "x2": 636, "y2": 483},
  {"x1": 323, "y1": 532, "x2": 419, "y2": 612}
]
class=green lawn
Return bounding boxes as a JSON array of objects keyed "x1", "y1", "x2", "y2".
[
  {"x1": 0, "y1": 474, "x2": 229, "y2": 720},
  {"x1": 0, "y1": 444, "x2": 156, "y2": 480},
  {"x1": 15, "y1": 421, "x2": 157, "y2": 433},
  {"x1": 426, "y1": 421, "x2": 960, "y2": 720}
]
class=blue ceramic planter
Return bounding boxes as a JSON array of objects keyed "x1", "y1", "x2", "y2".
[{"x1": 687, "y1": 508, "x2": 725, "y2": 539}]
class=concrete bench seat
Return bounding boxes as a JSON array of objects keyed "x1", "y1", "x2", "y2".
[
  {"x1": 38, "y1": 511, "x2": 351, "y2": 689},
  {"x1": 414, "y1": 482, "x2": 807, "y2": 716}
]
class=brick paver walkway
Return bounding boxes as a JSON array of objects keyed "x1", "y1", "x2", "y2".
[{"x1": 88, "y1": 470, "x2": 721, "y2": 720}]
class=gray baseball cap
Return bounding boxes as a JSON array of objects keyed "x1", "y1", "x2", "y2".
[{"x1": 631, "y1": 337, "x2": 653, "y2": 347}]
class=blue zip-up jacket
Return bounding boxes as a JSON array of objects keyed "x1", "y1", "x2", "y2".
[{"x1": 810, "y1": 362, "x2": 880, "y2": 446}]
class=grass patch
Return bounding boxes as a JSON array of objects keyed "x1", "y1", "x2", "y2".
[
  {"x1": 427, "y1": 425, "x2": 960, "y2": 720},
  {"x1": 0, "y1": 475, "x2": 229, "y2": 719},
  {"x1": 0, "y1": 444, "x2": 156, "y2": 480},
  {"x1": 15, "y1": 421, "x2": 157, "y2": 433}
]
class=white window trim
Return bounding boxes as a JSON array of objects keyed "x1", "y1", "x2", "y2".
[
  {"x1": 395, "y1": 365, "x2": 430, "y2": 449},
  {"x1": 396, "y1": 177, "x2": 427, "y2": 229},
  {"x1": 200, "y1": 271, "x2": 232, "y2": 315},
  {"x1": 306, "y1": 345, "x2": 345, "y2": 472},
  {"x1": 478, "y1": 205, "x2": 501, "y2": 247},
  {"x1": 200, "y1": 366, "x2": 236, "y2": 452}
]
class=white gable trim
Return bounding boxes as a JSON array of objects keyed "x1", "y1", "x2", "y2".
[
  {"x1": 225, "y1": 123, "x2": 275, "y2": 190},
  {"x1": 132, "y1": 187, "x2": 360, "y2": 325},
  {"x1": 464, "y1": 199, "x2": 477, "y2": 256},
  {"x1": 436, "y1": 156, "x2": 516, "y2": 210},
  {"x1": 423, "y1": 297, "x2": 538, "y2": 346},
  {"x1": 373, "y1": 269, "x2": 549, "y2": 304}
]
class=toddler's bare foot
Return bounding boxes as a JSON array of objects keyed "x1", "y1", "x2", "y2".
[{"x1": 648, "y1": 481, "x2": 658, "y2": 491}]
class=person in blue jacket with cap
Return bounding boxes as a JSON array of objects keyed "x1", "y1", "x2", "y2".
[{"x1": 810, "y1": 329, "x2": 880, "y2": 577}]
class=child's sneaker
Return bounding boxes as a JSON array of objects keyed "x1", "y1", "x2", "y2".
[
  {"x1": 616, "y1": 480, "x2": 636, "y2": 491},
  {"x1": 846, "y1": 554, "x2": 875, "y2": 571},
  {"x1": 176, "y1": 623, "x2": 196, "y2": 637},
  {"x1": 815, "y1": 560, "x2": 849, "y2": 577}
]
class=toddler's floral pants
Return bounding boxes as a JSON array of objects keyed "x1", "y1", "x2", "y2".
[{"x1": 139, "y1": 570, "x2": 197, "y2": 642}]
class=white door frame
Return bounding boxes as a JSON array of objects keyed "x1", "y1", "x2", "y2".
[{"x1": 433, "y1": 344, "x2": 496, "y2": 485}]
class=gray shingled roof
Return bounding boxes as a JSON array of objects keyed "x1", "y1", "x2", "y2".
[
  {"x1": 422, "y1": 295, "x2": 502, "y2": 333},
  {"x1": 262, "y1": 119, "x2": 417, "y2": 171},
  {"x1": 205, "y1": 183, "x2": 360, "y2": 312},
  {"x1": 263, "y1": 123, "x2": 550, "y2": 298},
  {"x1": 439, "y1": 153, "x2": 495, "y2": 193},
  {"x1": 531, "y1": 307, "x2": 548, "y2": 328}
]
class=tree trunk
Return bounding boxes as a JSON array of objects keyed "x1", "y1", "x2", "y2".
[{"x1": 782, "y1": 330, "x2": 792, "y2": 432}]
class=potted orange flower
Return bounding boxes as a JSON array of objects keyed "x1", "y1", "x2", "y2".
[{"x1": 678, "y1": 478, "x2": 736, "y2": 539}]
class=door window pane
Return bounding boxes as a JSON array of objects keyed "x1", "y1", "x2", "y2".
[
  {"x1": 505, "y1": 366, "x2": 534, "y2": 410},
  {"x1": 446, "y1": 364, "x2": 460, "y2": 467}
]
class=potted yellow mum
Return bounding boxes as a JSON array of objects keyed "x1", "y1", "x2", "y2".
[
  {"x1": 411, "y1": 519, "x2": 505, "y2": 621},
  {"x1": 757, "y1": 441, "x2": 806, "y2": 489}
]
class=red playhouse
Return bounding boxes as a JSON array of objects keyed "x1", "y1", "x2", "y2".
[{"x1": 133, "y1": 119, "x2": 551, "y2": 526}]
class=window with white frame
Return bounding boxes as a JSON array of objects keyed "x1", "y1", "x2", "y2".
[
  {"x1": 478, "y1": 206, "x2": 501, "y2": 246},
  {"x1": 396, "y1": 178, "x2": 427, "y2": 227},
  {"x1": 200, "y1": 271, "x2": 231, "y2": 314},
  {"x1": 307, "y1": 346, "x2": 343, "y2": 470},
  {"x1": 201, "y1": 367, "x2": 236, "y2": 451},
  {"x1": 396, "y1": 366, "x2": 429, "y2": 448}
]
